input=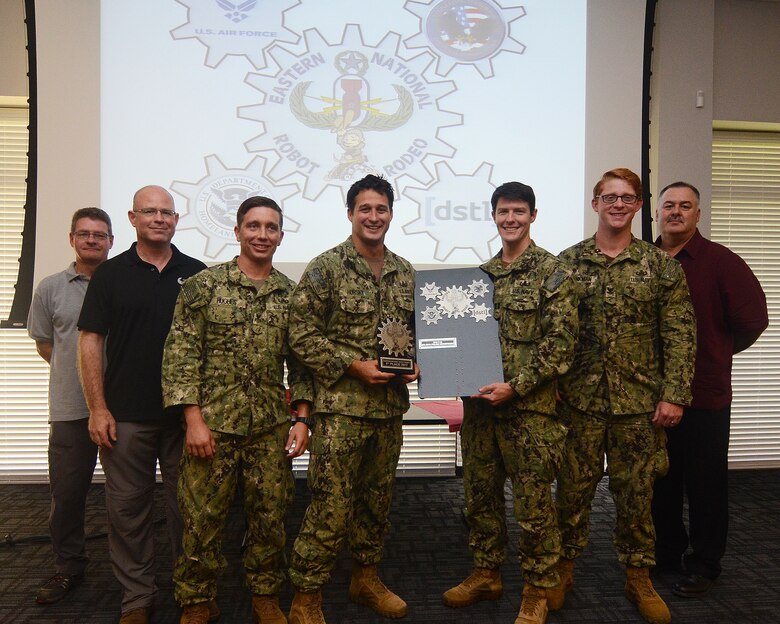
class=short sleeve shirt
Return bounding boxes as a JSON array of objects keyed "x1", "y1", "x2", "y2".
[
  {"x1": 78, "y1": 243, "x2": 206, "y2": 422},
  {"x1": 27, "y1": 263, "x2": 90, "y2": 422}
]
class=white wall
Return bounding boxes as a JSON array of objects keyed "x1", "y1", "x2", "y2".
[
  {"x1": 584, "y1": 0, "x2": 646, "y2": 236},
  {"x1": 714, "y1": 0, "x2": 780, "y2": 123},
  {"x1": 650, "y1": 0, "x2": 715, "y2": 234},
  {"x1": 34, "y1": 0, "x2": 101, "y2": 281},
  {"x1": 650, "y1": 0, "x2": 780, "y2": 237},
  {"x1": 0, "y1": 0, "x2": 27, "y2": 97},
  {"x1": 0, "y1": 0, "x2": 100, "y2": 284}
]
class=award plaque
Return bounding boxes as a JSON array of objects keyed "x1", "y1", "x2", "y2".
[
  {"x1": 377, "y1": 317, "x2": 415, "y2": 374},
  {"x1": 415, "y1": 267, "x2": 503, "y2": 397}
]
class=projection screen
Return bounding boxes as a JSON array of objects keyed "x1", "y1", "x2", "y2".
[{"x1": 32, "y1": 0, "x2": 648, "y2": 283}]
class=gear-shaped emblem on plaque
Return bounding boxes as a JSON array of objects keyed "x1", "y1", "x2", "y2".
[
  {"x1": 377, "y1": 318, "x2": 414, "y2": 357},
  {"x1": 420, "y1": 282, "x2": 442, "y2": 300},
  {"x1": 238, "y1": 24, "x2": 462, "y2": 200},
  {"x1": 403, "y1": 160, "x2": 500, "y2": 262},
  {"x1": 470, "y1": 302, "x2": 492, "y2": 322},
  {"x1": 403, "y1": 0, "x2": 527, "y2": 78},
  {"x1": 468, "y1": 279, "x2": 489, "y2": 298},
  {"x1": 421, "y1": 306, "x2": 443, "y2": 325},
  {"x1": 171, "y1": 154, "x2": 300, "y2": 259},
  {"x1": 438, "y1": 285, "x2": 473, "y2": 318},
  {"x1": 171, "y1": 0, "x2": 300, "y2": 69}
]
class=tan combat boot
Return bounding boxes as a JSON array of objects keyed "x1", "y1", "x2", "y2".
[
  {"x1": 206, "y1": 600, "x2": 220, "y2": 621},
  {"x1": 180, "y1": 602, "x2": 210, "y2": 624},
  {"x1": 442, "y1": 567, "x2": 502, "y2": 607},
  {"x1": 515, "y1": 584, "x2": 549, "y2": 624},
  {"x1": 180, "y1": 599, "x2": 220, "y2": 623},
  {"x1": 625, "y1": 566, "x2": 672, "y2": 624},
  {"x1": 348, "y1": 561, "x2": 407, "y2": 618},
  {"x1": 252, "y1": 594, "x2": 287, "y2": 624},
  {"x1": 545, "y1": 557, "x2": 574, "y2": 610},
  {"x1": 288, "y1": 590, "x2": 326, "y2": 624}
]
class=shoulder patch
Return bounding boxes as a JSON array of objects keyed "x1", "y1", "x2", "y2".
[
  {"x1": 660, "y1": 257, "x2": 682, "y2": 284},
  {"x1": 543, "y1": 270, "x2": 568, "y2": 292},
  {"x1": 308, "y1": 267, "x2": 327, "y2": 290},
  {"x1": 181, "y1": 278, "x2": 209, "y2": 309}
]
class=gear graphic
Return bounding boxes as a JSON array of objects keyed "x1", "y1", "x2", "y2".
[
  {"x1": 438, "y1": 285, "x2": 473, "y2": 318},
  {"x1": 171, "y1": 0, "x2": 300, "y2": 69},
  {"x1": 470, "y1": 302, "x2": 491, "y2": 322},
  {"x1": 377, "y1": 318, "x2": 414, "y2": 356},
  {"x1": 402, "y1": 160, "x2": 500, "y2": 262},
  {"x1": 420, "y1": 282, "x2": 442, "y2": 300},
  {"x1": 171, "y1": 154, "x2": 300, "y2": 259},
  {"x1": 468, "y1": 278, "x2": 489, "y2": 298},
  {"x1": 237, "y1": 24, "x2": 462, "y2": 200},
  {"x1": 403, "y1": 0, "x2": 526, "y2": 78},
  {"x1": 421, "y1": 305, "x2": 442, "y2": 325}
]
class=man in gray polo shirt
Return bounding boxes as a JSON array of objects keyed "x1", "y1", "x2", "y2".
[{"x1": 27, "y1": 207, "x2": 113, "y2": 604}]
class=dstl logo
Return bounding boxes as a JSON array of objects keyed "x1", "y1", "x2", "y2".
[
  {"x1": 423, "y1": 198, "x2": 492, "y2": 225},
  {"x1": 403, "y1": 161, "x2": 499, "y2": 261}
]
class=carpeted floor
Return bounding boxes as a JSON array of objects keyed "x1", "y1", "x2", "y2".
[{"x1": 1, "y1": 470, "x2": 779, "y2": 623}]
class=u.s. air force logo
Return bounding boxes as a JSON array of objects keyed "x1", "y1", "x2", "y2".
[
  {"x1": 171, "y1": 0, "x2": 300, "y2": 69},
  {"x1": 171, "y1": 154, "x2": 300, "y2": 259},
  {"x1": 238, "y1": 24, "x2": 462, "y2": 200},
  {"x1": 404, "y1": 0, "x2": 526, "y2": 78}
]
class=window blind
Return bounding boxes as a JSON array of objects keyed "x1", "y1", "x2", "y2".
[
  {"x1": 711, "y1": 130, "x2": 780, "y2": 468},
  {"x1": 0, "y1": 101, "x2": 52, "y2": 482}
]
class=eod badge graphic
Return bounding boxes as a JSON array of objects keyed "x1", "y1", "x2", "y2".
[{"x1": 238, "y1": 25, "x2": 462, "y2": 199}]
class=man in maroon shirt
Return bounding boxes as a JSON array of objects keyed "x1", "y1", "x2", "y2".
[{"x1": 652, "y1": 181, "x2": 768, "y2": 598}]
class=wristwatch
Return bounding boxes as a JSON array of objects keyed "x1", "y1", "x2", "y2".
[{"x1": 293, "y1": 416, "x2": 313, "y2": 428}]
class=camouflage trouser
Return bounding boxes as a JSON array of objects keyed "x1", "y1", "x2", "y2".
[
  {"x1": 461, "y1": 399, "x2": 567, "y2": 587},
  {"x1": 555, "y1": 400, "x2": 668, "y2": 567},
  {"x1": 289, "y1": 414, "x2": 403, "y2": 591},
  {"x1": 174, "y1": 423, "x2": 294, "y2": 605}
]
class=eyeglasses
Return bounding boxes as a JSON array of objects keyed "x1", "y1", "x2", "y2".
[
  {"x1": 133, "y1": 208, "x2": 176, "y2": 218},
  {"x1": 73, "y1": 231, "x2": 110, "y2": 241},
  {"x1": 596, "y1": 194, "x2": 639, "y2": 205},
  {"x1": 660, "y1": 202, "x2": 696, "y2": 212}
]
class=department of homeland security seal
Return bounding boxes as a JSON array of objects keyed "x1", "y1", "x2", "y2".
[{"x1": 171, "y1": 154, "x2": 300, "y2": 259}]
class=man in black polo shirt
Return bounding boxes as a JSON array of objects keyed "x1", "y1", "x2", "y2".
[{"x1": 78, "y1": 185, "x2": 206, "y2": 624}]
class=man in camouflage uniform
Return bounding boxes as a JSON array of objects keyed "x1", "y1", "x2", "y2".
[
  {"x1": 287, "y1": 175, "x2": 418, "y2": 624},
  {"x1": 442, "y1": 182, "x2": 579, "y2": 624},
  {"x1": 162, "y1": 196, "x2": 313, "y2": 624},
  {"x1": 551, "y1": 168, "x2": 696, "y2": 624}
]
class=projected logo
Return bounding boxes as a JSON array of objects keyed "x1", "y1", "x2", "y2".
[
  {"x1": 217, "y1": 0, "x2": 258, "y2": 23},
  {"x1": 237, "y1": 25, "x2": 462, "y2": 200},
  {"x1": 404, "y1": 0, "x2": 526, "y2": 77},
  {"x1": 171, "y1": 0, "x2": 300, "y2": 68},
  {"x1": 402, "y1": 160, "x2": 499, "y2": 261},
  {"x1": 171, "y1": 154, "x2": 300, "y2": 258}
]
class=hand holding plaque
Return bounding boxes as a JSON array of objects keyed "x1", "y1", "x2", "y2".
[{"x1": 377, "y1": 317, "x2": 415, "y2": 374}]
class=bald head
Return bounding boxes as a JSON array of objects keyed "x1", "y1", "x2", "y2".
[
  {"x1": 129, "y1": 185, "x2": 178, "y2": 246},
  {"x1": 132, "y1": 185, "x2": 175, "y2": 211}
]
